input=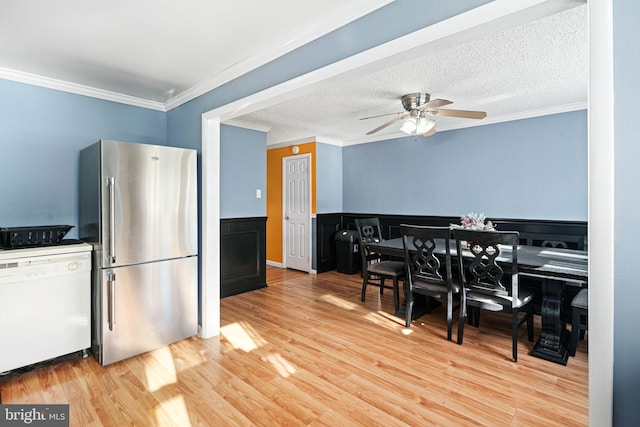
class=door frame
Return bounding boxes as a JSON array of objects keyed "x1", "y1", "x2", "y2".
[{"x1": 282, "y1": 153, "x2": 312, "y2": 272}]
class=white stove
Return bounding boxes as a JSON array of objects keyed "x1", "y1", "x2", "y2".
[{"x1": 0, "y1": 242, "x2": 92, "y2": 373}]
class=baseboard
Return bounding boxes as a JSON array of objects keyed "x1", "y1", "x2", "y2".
[{"x1": 267, "y1": 260, "x2": 285, "y2": 268}]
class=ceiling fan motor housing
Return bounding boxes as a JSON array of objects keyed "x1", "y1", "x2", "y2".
[{"x1": 401, "y1": 93, "x2": 430, "y2": 111}]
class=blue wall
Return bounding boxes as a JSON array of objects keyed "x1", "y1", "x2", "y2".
[
  {"x1": 0, "y1": 79, "x2": 166, "y2": 237},
  {"x1": 342, "y1": 111, "x2": 587, "y2": 221},
  {"x1": 316, "y1": 142, "x2": 343, "y2": 213},
  {"x1": 613, "y1": 0, "x2": 640, "y2": 424},
  {"x1": 220, "y1": 125, "x2": 266, "y2": 218}
]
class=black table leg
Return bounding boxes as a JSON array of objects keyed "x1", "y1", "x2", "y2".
[{"x1": 530, "y1": 278, "x2": 570, "y2": 365}]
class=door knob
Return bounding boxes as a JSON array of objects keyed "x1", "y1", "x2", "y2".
[{"x1": 285, "y1": 215, "x2": 290, "y2": 220}]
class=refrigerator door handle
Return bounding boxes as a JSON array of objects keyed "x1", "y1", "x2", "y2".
[
  {"x1": 107, "y1": 176, "x2": 116, "y2": 264},
  {"x1": 108, "y1": 272, "x2": 116, "y2": 331}
]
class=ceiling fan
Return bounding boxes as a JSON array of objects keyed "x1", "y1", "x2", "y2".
[{"x1": 362, "y1": 93, "x2": 487, "y2": 137}]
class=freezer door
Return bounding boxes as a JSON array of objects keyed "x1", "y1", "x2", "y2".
[
  {"x1": 100, "y1": 140, "x2": 197, "y2": 267},
  {"x1": 94, "y1": 256, "x2": 198, "y2": 366}
]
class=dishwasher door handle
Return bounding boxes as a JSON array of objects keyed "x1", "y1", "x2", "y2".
[{"x1": 107, "y1": 272, "x2": 116, "y2": 331}]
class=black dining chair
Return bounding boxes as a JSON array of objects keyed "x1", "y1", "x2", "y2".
[
  {"x1": 452, "y1": 228, "x2": 535, "y2": 362},
  {"x1": 401, "y1": 225, "x2": 461, "y2": 340},
  {"x1": 354, "y1": 218, "x2": 405, "y2": 312}
]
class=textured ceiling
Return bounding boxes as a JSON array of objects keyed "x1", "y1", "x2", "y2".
[{"x1": 233, "y1": 3, "x2": 588, "y2": 146}]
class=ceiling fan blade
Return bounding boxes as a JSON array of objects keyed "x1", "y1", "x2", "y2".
[
  {"x1": 366, "y1": 113, "x2": 408, "y2": 135},
  {"x1": 359, "y1": 111, "x2": 404, "y2": 120},
  {"x1": 418, "y1": 98, "x2": 452, "y2": 110},
  {"x1": 436, "y1": 108, "x2": 487, "y2": 119},
  {"x1": 422, "y1": 127, "x2": 437, "y2": 137}
]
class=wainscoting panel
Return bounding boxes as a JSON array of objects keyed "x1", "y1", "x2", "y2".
[
  {"x1": 315, "y1": 214, "x2": 341, "y2": 273},
  {"x1": 316, "y1": 213, "x2": 587, "y2": 274},
  {"x1": 221, "y1": 217, "x2": 267, "y2": 298}
]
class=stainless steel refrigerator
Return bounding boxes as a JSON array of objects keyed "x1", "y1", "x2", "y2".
[{"x1": 79, "y1": 140, "x2": 198, "y2": 366}]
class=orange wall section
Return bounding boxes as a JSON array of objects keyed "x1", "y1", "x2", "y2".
[{"x1": 266, "y1": 143, "x2": 316, "y2": 264}]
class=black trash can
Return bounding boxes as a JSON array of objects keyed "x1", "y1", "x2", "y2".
[{"x1": 334, "y1": 230, "x2": 361, "y2": 274}]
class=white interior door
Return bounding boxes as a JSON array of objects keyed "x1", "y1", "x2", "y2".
[{"x1": 283, "y1": 154, "x2": 311, "y2": 272}]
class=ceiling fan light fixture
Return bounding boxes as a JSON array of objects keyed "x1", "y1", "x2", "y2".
[
  {"x1": 400, "y1": 117, "x2": 417, "y2": 134},
  {"x1": 416, "y1": 115, "x2": 436, "y2": 134},
  {"x1": 400, "y1": 114, "x2": 435, "y2": 136}
]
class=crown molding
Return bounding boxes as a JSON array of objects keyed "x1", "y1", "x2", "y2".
[
  {"x1": 0, "y1": 67, "x2": 166, "y2": 111},
  {"x1": 223, "y1": 119, "x2": 272, "y2": 133},
  {"x1": 314, "y1": 136, "x2": 345, "y2": 147},
  {"x1": 436, "y1": 101, "x2": 588, "y2": 132},
  {"x1": 264, "y1": 135, "x2": 346, "y2": 149},
  {"x1": 266, "y1": 137, "x2": 317, "y2": 150}
]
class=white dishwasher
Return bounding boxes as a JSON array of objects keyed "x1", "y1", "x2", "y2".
[{"x1": 0, "y1": 242, "x2": 92, "y2": 373}]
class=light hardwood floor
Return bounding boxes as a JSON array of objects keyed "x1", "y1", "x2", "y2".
[{"x1": 1, "y1": 266, "x2": 588, "y2": 426}]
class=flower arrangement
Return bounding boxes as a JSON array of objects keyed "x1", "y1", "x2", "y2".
[{"x1": 457, "y1": 212, "x2": 495, "y2": 231}]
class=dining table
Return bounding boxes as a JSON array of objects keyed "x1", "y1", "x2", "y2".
[{"x1": 365, "y1": 237, "x2": 588, "y2": 365}]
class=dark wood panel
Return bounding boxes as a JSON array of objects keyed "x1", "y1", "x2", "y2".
[{"x1": 221, "y1": 217, "x2": 267, "y2": 298}]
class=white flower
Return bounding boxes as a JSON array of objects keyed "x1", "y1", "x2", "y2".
[{"x1": 459, "y1": 212, "x2": 495, "y2": 230}]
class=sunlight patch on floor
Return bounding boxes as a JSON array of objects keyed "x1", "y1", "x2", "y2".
[
  {"x1": 155, "y1": 394, "x2": 192, "y2": 427},
  {"x1": 362, "y1": 310, "x2": 405, "y2": 331},
  {"x1": 262, "y1": 353, "x2": 297, "y2": 378},
  {"x1": 318, "y1": 293, "x2": 358, "y2": 310},
  {"x1": 221, "y1": 321, "x2": 267, "y2": 352},
  {"x1": 145, "y1": 346, "x2": 177, "y2": 392}
]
